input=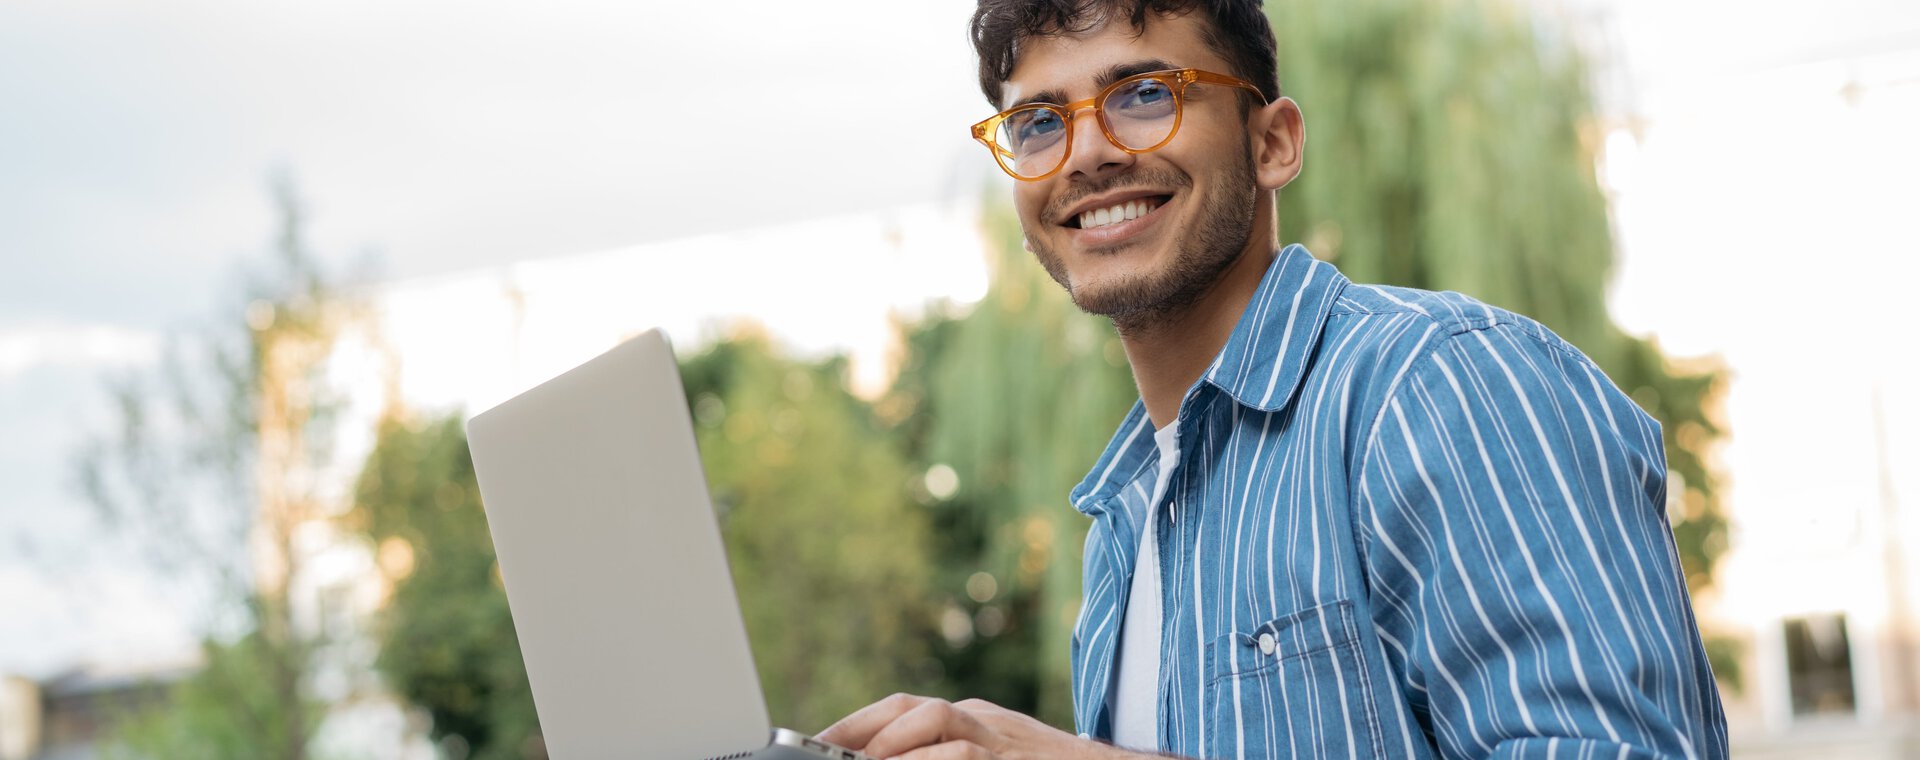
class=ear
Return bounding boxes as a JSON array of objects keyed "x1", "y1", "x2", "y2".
[{"x1": 1249, "y1": 96, "x2": 1305, "y2": 192}]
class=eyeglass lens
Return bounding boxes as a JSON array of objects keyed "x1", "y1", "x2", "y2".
[{"x1": 993, "y1": 76, "x2": 1180, "y2": 179}]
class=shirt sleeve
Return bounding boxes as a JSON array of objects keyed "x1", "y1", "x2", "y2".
[{"x1": 1354, "y1": 323, "x2": 1727, "y2": 760}]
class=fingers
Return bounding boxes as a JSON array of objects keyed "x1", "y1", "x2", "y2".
[
  {"x1": 818, "y1": 693, "x2": 930, "y2": 750},
  {"x1": 863, "y1": 698, "x2": 990, "y2": 759},
  {"x1": 952, "y1": 698, "x2": 1002, "y2": 715},
  {"x1": 894, "y1": 740, "x2": 995, "y2": 760}
]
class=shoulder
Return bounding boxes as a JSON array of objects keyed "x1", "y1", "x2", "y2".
[
  {"x1": 1332, "y1": 283, "x2": 1575, "y2": 355},
  {"x1": 1321, "y1": 282, "x2": 1658, "y2": 463},
  {"x1": 1325, "y1": 281, "x2": 1601, "y2": 389}
]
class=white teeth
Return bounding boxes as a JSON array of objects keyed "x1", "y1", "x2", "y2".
[{"x1": 1078, "y1": 198, "x2": 1161, "y2": 230}]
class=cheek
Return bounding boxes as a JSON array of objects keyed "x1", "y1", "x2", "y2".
[{"x1": 1013, "y1": 186, "x2": 1051, "y2": 231}]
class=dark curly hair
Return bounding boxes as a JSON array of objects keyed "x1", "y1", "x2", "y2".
[{"x1": 969, "y1": 0, "x2": 1280, "y2": 108}]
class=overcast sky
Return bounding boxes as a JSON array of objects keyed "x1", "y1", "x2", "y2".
[
  {"x1": 0, "y1": 0, "x2": 992, "y2": 674},
  {"x1": 0, "y1": 0, "x2": 988, "y2": 328},
  {"x1": 2, "y1": 0, "x2": 1917, "y2": 675}
]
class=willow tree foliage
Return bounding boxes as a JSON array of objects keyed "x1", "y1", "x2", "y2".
[{"x1": 1265, "y1": 0, "x2": 1728, "y2": 599}]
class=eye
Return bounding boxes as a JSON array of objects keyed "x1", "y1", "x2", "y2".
[
  {"x1": 1006, "y1": 107, "x2": 1066, "y2": 150},
  {"x1": 1106, "y1": 78, "x2": 1176, "y2": 118}
]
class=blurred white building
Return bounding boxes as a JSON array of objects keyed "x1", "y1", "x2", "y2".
[
  {"x1": 1596, "y1": 18, "x2": 1920, "y2": 760},
  {"x1": 0, "y1": 665, "x2": 191, "y2": 760},
  {"x1": 1708, "y1": 388, "x2": 1920, "y2": 757}
]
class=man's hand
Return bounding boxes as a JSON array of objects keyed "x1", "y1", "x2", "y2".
[{"x1": 816, "y1": 693, "x2": 1137, "y2": 760}]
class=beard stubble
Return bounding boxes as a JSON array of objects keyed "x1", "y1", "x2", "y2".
[{"x1": 1027, "y1": 141, "x2": 1260, "y2": 335}]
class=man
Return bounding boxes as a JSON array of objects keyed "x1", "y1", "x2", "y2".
[{"x1": 820, "y1": 1, "x2": 1727, "y2": 757}]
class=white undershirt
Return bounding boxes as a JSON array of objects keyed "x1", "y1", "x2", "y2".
[{"x1": 1112, "y1": 423, "x2": 1180, "y2": 751}]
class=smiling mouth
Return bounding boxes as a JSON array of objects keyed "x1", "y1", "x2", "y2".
[{"x1": 1064, "y1": 195, "x2": 1172, "y2": 229}]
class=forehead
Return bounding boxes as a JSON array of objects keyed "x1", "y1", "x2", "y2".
[{"x1": 1001, "y1": 12, "x2": 1223, "y2": 107}]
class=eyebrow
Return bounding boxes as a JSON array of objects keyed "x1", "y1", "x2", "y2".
[{"x1": 1006, "y1": 58, "x2": 1179, "y2": 110}]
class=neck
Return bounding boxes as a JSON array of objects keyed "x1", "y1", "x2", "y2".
[{"x1": 1121, "y1": 238, "x2": 1276, "y2": 429}]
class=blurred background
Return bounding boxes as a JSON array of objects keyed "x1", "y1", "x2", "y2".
[{"x1": 1, "y1": 0, "x2": 1916, "y2": 757}]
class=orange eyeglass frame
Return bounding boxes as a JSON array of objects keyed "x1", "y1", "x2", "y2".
[{"x1": 970, "y1": 68, "x2": 1267, "y2": 181}]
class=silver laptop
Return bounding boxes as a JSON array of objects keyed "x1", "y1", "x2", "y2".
[{"x1": 466, "y1": 329, "x2": 874, "y2": 760}]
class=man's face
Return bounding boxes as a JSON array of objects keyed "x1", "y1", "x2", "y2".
[{"x1": 1000, "y1": 12, "x2": 1262, "y2": 326}]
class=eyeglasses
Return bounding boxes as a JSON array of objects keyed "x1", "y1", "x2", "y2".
[{"x1": 971, "y1": 68, "x2": 1266, "y2": 181}]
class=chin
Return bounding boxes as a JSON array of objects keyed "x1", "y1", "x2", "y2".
[{"x1": 1065, "y1": 267, "x2": 1177, "y2": 319}]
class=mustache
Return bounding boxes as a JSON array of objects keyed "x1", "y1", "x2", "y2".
[{"x1": 1045, "y1": 167, "x2": 1192, "y2": 225}]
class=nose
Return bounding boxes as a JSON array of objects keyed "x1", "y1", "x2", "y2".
[{"x1": 1060, "y1": 107, "x2": 1134, "y2": 182}]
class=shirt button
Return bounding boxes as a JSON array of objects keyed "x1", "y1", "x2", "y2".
[
  {"x1": 1258, "y1": 632, "x2": 1276, "y2": 656},
  {"x1": 1078, "y1": 733, "x2": 1090, "y2": 740}
]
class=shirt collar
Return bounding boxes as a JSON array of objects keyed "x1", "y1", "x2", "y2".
[
  {"x1": 1069, "y1": 244, "x2": 1345, "y2": 516},
  {"x1": 1199, "y1": 243, "x2": 1347, "y2": 412}
]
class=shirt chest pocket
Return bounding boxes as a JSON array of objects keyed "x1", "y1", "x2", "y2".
[{"x1": 1202, "y1": 599, "x2": 1383, "y2": 759}]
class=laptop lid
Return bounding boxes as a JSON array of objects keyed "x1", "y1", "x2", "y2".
[{"x1": 467, "y1": 329, "x2": 771, "y2": 760}]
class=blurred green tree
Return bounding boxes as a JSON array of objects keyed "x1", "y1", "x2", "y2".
[
  {"x1": 103, "y1": 632, "x2": 321, "y2": 760},
  {"x1": 679, "y1": 328, "x2": 944, "y2": 732},
  {"x1": 1265, "y1": 0, "x2": 1733, "y2": 680},
  {"x1": 350, "y1": 413, "x2": 543, "y2": 760},
  {"x1": 77, "y1": 173, "x2": 346, "y2": 757}
]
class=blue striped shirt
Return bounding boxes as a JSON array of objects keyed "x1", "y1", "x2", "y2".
[{"x1": 1068, "y1": 244, "x2": 1726, "y2": 759}]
